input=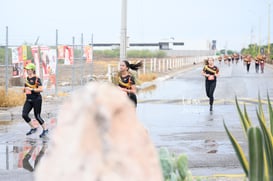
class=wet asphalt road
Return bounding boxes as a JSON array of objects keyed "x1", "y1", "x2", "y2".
[
  {"x1": 1, "y1": 60, "x2": 273, "y2": 180},
  {"x1": 137, "y1": 60, "x2": 273, "y2": 176}
]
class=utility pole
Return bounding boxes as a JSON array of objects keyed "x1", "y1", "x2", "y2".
[
  {"x1": 5, "y1": 26, "x2": 9, "y2": 95},
  {"x1": 55, "y1": 29, "x2": 59, "y2": 95},
  {"x1": 268, "y1": 2, "x2": 271, "y2": 62},
  {"x1": 250, "y1": 26, "x2": 255, "y2": 56},
  {"x1": 81, "y1": 33, "x2": 84, "y2": 85},
  {"x1": 120, "y1": 0, "x2": 127, "y2": 61},
  {"x1": 90, "y1": 33, "x2": 93, "y2": 76},
  {"x1": 72, "y1": 36, "x2": 75, "y2": 90},
  {"x1": 258, "y1": 16, "x2": 261, "y2": 55}
]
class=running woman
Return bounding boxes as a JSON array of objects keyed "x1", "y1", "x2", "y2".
[
  {"x1": 202, "y1": 58, "x2": 219, "y2": 111},
  {"x1": 22, "y1": 63, "x2": 48, "y2": 138},
  {"x1": 118, "y1": 60, "x2": 142, "y2": 107}
]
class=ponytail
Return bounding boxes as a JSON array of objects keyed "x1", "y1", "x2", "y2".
[
  {"x1": 204, "y1": 58, "x2": 209, "y2": 65},
  {"x1": 123, "y1": 60, "x2": 143, "y2": 71}
]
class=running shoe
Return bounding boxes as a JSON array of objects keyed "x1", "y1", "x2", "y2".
[
  {"x1": 39, "y1": 129, "x2": 49, "y2": 138},
  {"x1": 26, "y1": 128, "x2": 37, "y2": 136}
]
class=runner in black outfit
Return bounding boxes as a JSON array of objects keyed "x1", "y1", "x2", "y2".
[
  {"x1": 202, "y1": 58, "x2": 219, "y2": 111},
  {"x1": 244, "y1": 55, "x2": 252, "y2": 72},
  {"x1": 22, "y1": 63, "x2": 48, "y2": 138},
  {"x1": 117, "y1": 60, "x2": 143, "y2": 107}
]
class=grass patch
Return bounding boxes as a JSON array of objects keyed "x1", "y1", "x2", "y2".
[
  {"x1": 57, "y1": 91, "x2": 69, "y2": 97},
  {"x1": 0, "y1": 88, "x2": 25, "y2": 107},
  {"x1": 138, "y1": 73, "x2": 157, "y2": 83},
  {"x1": 111, "y1": 72, "x2": 158, "y2": 86}
]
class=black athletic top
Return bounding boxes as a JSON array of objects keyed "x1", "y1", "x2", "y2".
[
  {"x1": 118, "y1": 74, "x2": 136, "y2": 90},
  {"x1": 203, "y1": 65, "x2": 219, "y2": 81},
  {"x1": 24, "y1": 76, "x2": 42, "y2": 99}
]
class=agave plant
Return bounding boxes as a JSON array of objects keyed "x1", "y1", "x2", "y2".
[{"x1": 223, "y1": 94, "x2": 273, "y2": 181}]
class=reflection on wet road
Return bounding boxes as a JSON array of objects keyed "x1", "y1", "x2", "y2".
[
  {"x1": 0, "y1": 118, "x2": 56, "y2": 178},
  {"x1": 0, "y1": 139, "x2": 48, "y2": 172}
]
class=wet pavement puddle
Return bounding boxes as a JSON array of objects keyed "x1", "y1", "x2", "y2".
[{"x1": 0, "y1": 118, "x2": 57, "y2": 172}]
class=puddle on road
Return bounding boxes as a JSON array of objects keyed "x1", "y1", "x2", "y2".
[
  {"x1": 0, "y1": 118, "x2": 57, "y2": 172},
  {"x1": 0, "y1": 139, "x2": 49, "y2": 172}
]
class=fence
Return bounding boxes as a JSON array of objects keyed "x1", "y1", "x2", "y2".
[
  {"x1": 1, "y1": 55, "x2": 211, "y2": 95},
  {"x1": 0, "y1": 28, "x2": 215, "y2": 95},
  {"x1": 107, "y1": 56, "x2": 208, "y2": 82}
]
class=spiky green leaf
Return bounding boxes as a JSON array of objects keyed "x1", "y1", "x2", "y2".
[
  {"x1": 235, "y1": 96, "x2": 251, "y2": 137},
  {"x1": 256, "y1": 110, "x2": 273, "y2": 180},
  {"x1": 244, "y1": 104, "x2": 252, "y2": 126},
  {"x1": 258, "y1": 93, "x2": 266, "y2": 124},
  {"x1": 248, "y1": 127, "x2": 264, "y2": 181},
  {"x1": 267, "y1": 93, "x2": 273, "y2": 135},
  {"x1": 223, "y1": 120, "x2": 249, "y2": 176}
]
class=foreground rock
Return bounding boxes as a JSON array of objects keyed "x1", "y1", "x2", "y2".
[{"x1": 35, "y1": 82, "x2": 163, "y2": 181}]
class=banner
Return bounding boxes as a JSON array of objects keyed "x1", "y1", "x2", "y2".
[
  {"x1": 58, "y1": 45, "x2": 74, "y2": 65},
  {"x1": 64, "y1": 46, "x2": 74, "y2": 65},
  {"x1": 31, "y1": 46, "x2": 40, "y2": 77},
  {"x1": 12, "y1": 63, "x2": 24, "y2": 77},
  {"x1": 39, "y1": 46, "x2": 58, "y2": 89},
  {"x1": 40, "y1": 46, "x2": 50, "y2": 76},
  {"x1": 11, "y1": 47, "x2": 19, "y2": 64},
  {"x1": 40, "y1": 46, "x2": 50, "y2": 88},
  {"x1": 18, "y1": 46, "x2": 23, "y2": 62},
  {"x1": 57, "y1": 46, "x2": 65, "y2": 59},
  {"x1": 12, "y1": 46, "x2": 26, "y2": 77},
  {"x1": 47, "y1": 49, "x2": 57, "y2": 89},
  {"x1": 22, "y1": 45, "x2": 27, "y2": 60},
  {"x1": 84, "y1": 45, "x2": 93, "y2": 63},
  {"x1": 48, "y1": 49, "x2": 57, "y2": 74}
]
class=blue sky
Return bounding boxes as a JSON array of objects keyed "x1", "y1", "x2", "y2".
[{"x1": 0, "y1": 0, "x2": 272, "y2": 51}]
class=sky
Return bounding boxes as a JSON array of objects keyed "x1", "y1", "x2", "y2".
[{"x1": 0, "y1": 0, "x2": 272, "y2": 51}]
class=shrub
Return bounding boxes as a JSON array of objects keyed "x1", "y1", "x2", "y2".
[{"x1": 0, "y1": 88, "x2": 25, "y2": 107}]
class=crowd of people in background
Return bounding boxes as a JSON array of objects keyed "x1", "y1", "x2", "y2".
[{"x1": 216, "y1": 53, "x2": 268, "y2": 74}]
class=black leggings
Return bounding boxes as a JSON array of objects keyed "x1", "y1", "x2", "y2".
[
  {"x1": 22, "y1": 97, "x2": 45, "y2": 125},
  {"x1": 205, "y1": 80, "x2": 216, "y2": 105},
  {"x1": 246, "y1": 64, "x2": 251, "y2": 72},
  {"x1": 128, "y1": 93, "x2": 137, "y2": 107}
]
